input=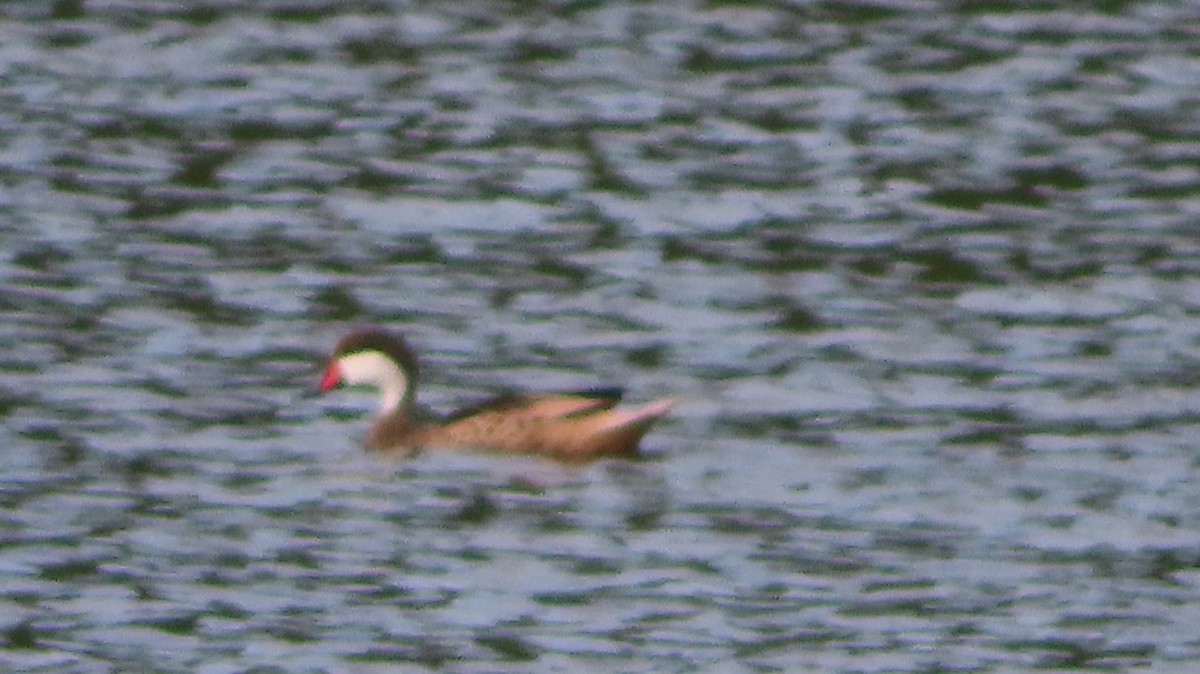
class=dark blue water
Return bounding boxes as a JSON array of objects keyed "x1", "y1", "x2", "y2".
[{"x1": 3, "y1": 1, "x2": 1200, "y2": 672}]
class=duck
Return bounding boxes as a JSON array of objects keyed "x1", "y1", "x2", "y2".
[{"x1": 317, "y1": 329, "x2": 675, "y2": 460}]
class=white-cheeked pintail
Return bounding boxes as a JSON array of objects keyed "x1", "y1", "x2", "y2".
[{"x1": 318, "y1": 329, "x2": 675, "y2": 460}]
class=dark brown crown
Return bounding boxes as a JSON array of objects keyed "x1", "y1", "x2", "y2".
[{"x1": 333, "y1": 329, "x2": 419, "y2": 380}]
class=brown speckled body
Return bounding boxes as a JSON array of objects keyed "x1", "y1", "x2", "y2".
[{"x1": 321, "y1": 329, "x2": 675, "y2": 460}]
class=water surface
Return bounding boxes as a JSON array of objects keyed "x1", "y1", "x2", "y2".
[{"x1": 3, "y1": 1, "x2": 1200, "y2": 672}]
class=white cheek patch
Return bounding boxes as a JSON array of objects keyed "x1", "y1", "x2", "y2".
[
  {"x1": 337, "y1": 351, "x2": 396, "y2": 385},
  {"x1": 338, "y1": 351, "x2": 410, "y2": 415}
]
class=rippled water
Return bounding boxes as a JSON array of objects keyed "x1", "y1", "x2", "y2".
[{"x1": 4, "y1": 0, "x2": 1200, "y2": 672}]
